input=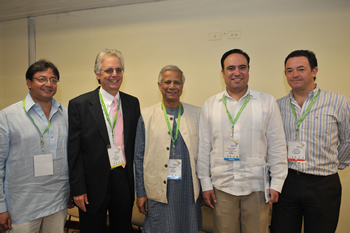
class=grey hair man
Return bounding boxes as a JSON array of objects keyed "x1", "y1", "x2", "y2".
[
  {"x1": 134, "y1": 65, "x2": 202, "y2": 232},
  {"x1": 68, "y1": 49, "x2": 140, "y2": 232}
]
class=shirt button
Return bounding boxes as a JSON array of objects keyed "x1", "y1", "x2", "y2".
[
  {"x1": 166, "y1": 147, "x2": 170, "y2": 150},
  {"x1": 163, "y1": 180, "x2": 166, "y2": 184},
  {"x1": 170, "y1": 117, "x2": 173, "y2": 120},
  {"x1": 165, "y1": 164, "x2": 168, "y2": 168}
]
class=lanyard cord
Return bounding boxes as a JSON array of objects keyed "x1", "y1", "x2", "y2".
[
  {"x1": 162, "y1": 102, "x2": 181, "y2": 156},
  {"x1": 99, "y1": 90, "x2": 120, "y2": 141},
  {"x1": 290, "y1": 89, "x2": 320, "y2": 140},
  {"x1": 22, "y1": 99, "x2": 52, "y2": 152},
  {"x1": 222, "y1": 92, "x2": 250, "y2": 137}
]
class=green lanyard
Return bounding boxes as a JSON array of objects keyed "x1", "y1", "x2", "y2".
[
  {"x1": 222, "y1": 92, "x2": 250, "y2": 137},
  {"x1": 290, "y1": 89, "x2": 320, "y2": 139},
  {"x1": 99, "y1": 90, "x2": 120, "y2": 143},
  {"x1": 22, "y1": 99, "x2": 52, "y2": 152},
  {"x1": 161, "y1": 102, "x2": 181, "y2": 156}
]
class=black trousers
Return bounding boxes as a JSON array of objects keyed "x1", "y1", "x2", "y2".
[
  {"x1": 79, "y1": 167, "x2": 133, "y2": 233},
  {"x1": 271, "y1": 169, "x2": 341, "y2": 233}
]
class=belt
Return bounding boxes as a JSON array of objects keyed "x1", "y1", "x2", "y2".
[{"x1": 288, "y1": 169, "x2": 318, "y2": 178}]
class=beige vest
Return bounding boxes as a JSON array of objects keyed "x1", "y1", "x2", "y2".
[{"x1": 142, "y1": 102, "x2": 201, "y2": 203}]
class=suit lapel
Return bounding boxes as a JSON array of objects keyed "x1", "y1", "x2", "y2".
[
  {"x1": 89, "y1": 88, "x2": 110, "y2": 145},
  {"x1": 120, "y1": 92, "x2": 130, "y2": 147}
]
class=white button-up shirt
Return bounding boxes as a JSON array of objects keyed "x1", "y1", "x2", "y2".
[{"x1": 197, "y1": 87, "x2": 288, "y2": 196}]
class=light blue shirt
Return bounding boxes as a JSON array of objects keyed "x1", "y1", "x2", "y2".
[
  {"x1": 0, "y1": 93, "x2": 69, "y2": 224},
  {"x1": 277, "y1": 85, "x2": 350, "y2": 175}
]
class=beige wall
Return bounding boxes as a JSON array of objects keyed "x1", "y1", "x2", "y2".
[
  {"x1": 0, "y1": 22, "x2": 2, "y2": 108},
  {"x1": 1, "y1": 19, "x2": 28, "y2": 107},
  {"x1": 1, "y1": 0, "x2": 350, "y2": 231}
]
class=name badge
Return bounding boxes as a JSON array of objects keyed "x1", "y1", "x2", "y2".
[
  {"x1": 167, "y1": 159, "x2": 181, "y2": 180},
  {"x1": 287, "y1": 141, "x2": 306, "y2": 162},
  {"x1": 34, "y1": 154, "x2": 53, "y2": 177},
  {"x1": 224, "y1": 140, "x2": 240, "y2": 161},
  {"x1": 108, "y1": 146, "x2": 125, "y2": 169}
]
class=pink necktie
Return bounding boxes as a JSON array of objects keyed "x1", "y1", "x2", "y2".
[{"x1": 113, "y1": 97, "x2": 126, "y2": 168}]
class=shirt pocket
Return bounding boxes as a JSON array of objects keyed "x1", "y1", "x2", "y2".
[{"x1": 305, "y1": 113, "x2": 337, "y2": 145}]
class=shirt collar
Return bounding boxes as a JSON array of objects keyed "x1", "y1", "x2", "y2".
[
  {"x1": 100, "y1": 87, "x2": 120, "y2": 106},
  {"x1": 288, "y1": 84, "x2": 319, "y2": 100},
  {"x1": 24, "y1": 92, "x2": 61, "y2": 112},
  {"x1": 309, "y1": 84, "x2": 319, "y2": 97},
  {"x1": 222, "y1": 86, "x2": 251, "y2": 102}
]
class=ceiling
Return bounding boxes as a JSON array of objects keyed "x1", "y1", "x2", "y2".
[{"x1": 0, "y1": 0, "x2": 161, "y2": 22}]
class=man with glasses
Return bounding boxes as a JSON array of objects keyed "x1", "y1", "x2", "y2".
[
  {"x1": 0, "y1": 60, "x2": 70, "y2": 232},
  {"x1": 68, "y1": 49, "x2": 140, "y2": 232}
]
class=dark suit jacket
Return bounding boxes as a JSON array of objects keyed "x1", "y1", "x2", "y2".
[{"x1": 68, "y1": 87, "x2": 140, "y2": 213}]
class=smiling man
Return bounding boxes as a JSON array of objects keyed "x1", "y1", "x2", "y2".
[
  {"x1": 271, "y1": 50, "x2": 350, "y2": 233},
  {"x1": 197, "y1": 49, "x2": 288, "y2": 233},
  {"x1": 0, "y1": 60, "x2": 70, "y2": 232},
  {"x1": 68, "y1": 49, "x2": 140, "y2": 232},
  {"x1": 134, "y1": 65, "x2": 202, "y2": 232}
]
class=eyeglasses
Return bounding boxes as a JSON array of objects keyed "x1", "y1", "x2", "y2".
[
  {"x1": 103, "y1": 68, "x2": 123, "y2": 75},
  {"x1": 32, "y1": 77, "x2": 59, "y2": 84}
]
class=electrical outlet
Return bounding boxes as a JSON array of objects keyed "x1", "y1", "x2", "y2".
[
  {"x1": 209, "y1": 32, "x2": 221, "y2": 41},
  {"x1": 228, "y1": 31, "x2": 241, "y2": 39}
]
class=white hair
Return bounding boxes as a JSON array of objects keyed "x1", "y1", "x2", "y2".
[
  {"x1": 94, "y1": 49, "x2": 124, "y2": 75},
  {"x1": 158, "y1": 65, "x2": 185, "y2": 85}
]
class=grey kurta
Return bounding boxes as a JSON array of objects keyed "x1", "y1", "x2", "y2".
[{"x1": 134, "y1": 107, "x2": 202, "y2": 233}]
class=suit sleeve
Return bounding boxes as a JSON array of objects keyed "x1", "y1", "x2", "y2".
[
  {"x1": 135, "y1": 98, "x2": 141, "y2": 124},
  {"x1": 68, "y1": 100, "x2": 87, "y2": 197}
]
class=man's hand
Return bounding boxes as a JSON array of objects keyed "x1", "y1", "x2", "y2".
[
  {"x1": 268, "y1": 189, "x2": 279, "y2": 204},
  {"x1": 202, "y1": 189, "x2": 217, "y2": 209},
  {"x1": 0, "y1": 211, "x2": 11, "y2": 231},
  {"x1": 136, "y1": 196, "x2": 148, "y2": 214},
  {"x1": 73, "y1": 194, "x2": 89, "y2": 212},
  {"x1": 68, "y1": 198, "x2": 75, "y2": 209}
]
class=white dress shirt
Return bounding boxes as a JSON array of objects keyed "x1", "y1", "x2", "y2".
[{"x1": 197, "y1": 87, "x2": 288, "y2": 196}]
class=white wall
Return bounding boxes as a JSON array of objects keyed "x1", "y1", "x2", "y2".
[{"x1": 1, "y1": 0, "x2": 350, "y2": 231}]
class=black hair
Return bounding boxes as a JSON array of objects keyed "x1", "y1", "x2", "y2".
[
  {"x1": 221, "y1": 49, "x2": 250, "y2": 69},
  {"x1": 25, "y1": 59, "x2": 60, "y2": 81},
  {"x1": 284, "y1": 50, "x2": 318, "y2": 80}
]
